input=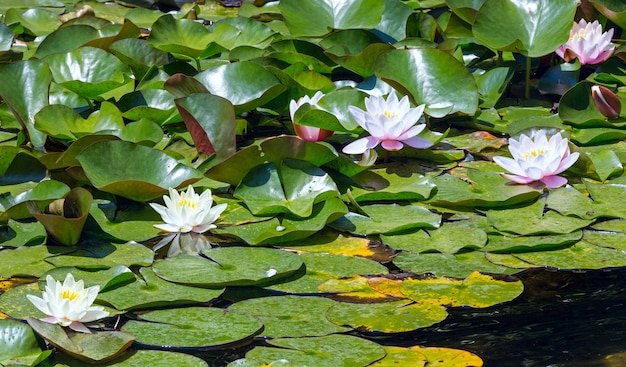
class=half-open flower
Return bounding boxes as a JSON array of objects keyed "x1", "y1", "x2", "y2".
[
  {"x1": 150, "y1": 185, "x2": 227, "y2": 234},
  {"x1": 556, "y1": 19, "x2": 615, "y2": 65},
  {"x1": 342, "y1": 94, "x2": 432, "y2": 154},
  {"x1": 493, "y1": 130, "x2": 579, "y2": 188},
  {"x1": 289, "y1": 91, "x2": 334, "y2": 142},
  {"x1": 26, "y1": 273, "x2": 109, "y2": 333},
  {"x1": 591, "y1": 85, "x2": 621, "y2": 119}
]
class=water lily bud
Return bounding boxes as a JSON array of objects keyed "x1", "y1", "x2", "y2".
[{"x1": 591, "y1": 85, "x2": 621, "y2": 119}]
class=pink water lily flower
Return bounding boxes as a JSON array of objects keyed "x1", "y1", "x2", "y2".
[
  {"x1": 342, "y1": 94, "x2": 432, "y2": 154},
  {"x1": 493, "y1": 130, "x2": 579, "y2": 188},
  {"x1": 289, "y1": 91, "x2": 334, "y2": 142},
  {"x1": 26, "y1": 273, "x2": 109, "y2": 333},
  {"x1": 556, "y1": 19, "x2": 615, "y2": 65}
]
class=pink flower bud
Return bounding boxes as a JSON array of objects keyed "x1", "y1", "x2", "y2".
[{"x1": 591, "y1": 85, "x2": 621, "y2": 119}]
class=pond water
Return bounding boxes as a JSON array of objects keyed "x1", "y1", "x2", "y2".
[{"x1": 193, "y1": 268, "x2": 626, "y2": 367}]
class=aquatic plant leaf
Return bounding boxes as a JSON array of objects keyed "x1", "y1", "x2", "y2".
[
  {"x1": 28, "y1": 187, "x2": 92, "y2": 246},
  {"x1": 591, "y1": 0, "x2": 626, "y2": 29},
  {"x1": 118, "y1": 119, "x2": 164, "y2": 145},
  {"x1": 6, "y1": 8, "x2": 61, "y2": 36},
  {"x1": 0, "y1": 60, "x2": 50, "y2": 147},
  {"x1": 481, "y1": 231, "x2": 582, "y2": 253},
  {"x1": 116, "y1": 89, "x2": 177, "y2": 123},
  {"x1": 46, "y1": 241, "x2": 154, "y2": 269},
  {"x1": 375, "y1": 48, "x2": 479, "y2": 117},
  {"x1": 583, "y1": 180, "x2": 626, "y2": 219},
  {"x1": 98, "y1": 267, "x2": 224, "y2": 311},
  {"x1": 0, "y1": 319, "x2": 50, "y2": 366},
  {"x1": 0, "y1": 23, "x2": 13, "y2": 53},
  {"x1": 268, "y1": 252, "x2": 388, "y2": 294},
  {"x1": 85, "y1": 201, "x2": 161, "y2": 243},
  {"x1": 514, "y1": 241, "x2": 626, "y2": 269},
  {"x1": 473, "y1": 0, "x2": 578, "y2": 57},
  {"x1": 279, "y1": 0, "x2": 385, "y2": 37},
  {"x1": 77, "y1": 140, "x2": 203, "y2": 202},
  {"x1": 109, "y1": 38, "x2": 172, "y2": 80},
  {"x1": 486, "y1": 199, "x2": 594, "y2": 236},
  {"x1": 382, "y1": 221, "x2": 487, "y2": 254},
  {"x1": 321, "y1": 30, "x2": 394, "y2": 77},
  {"x1": 217, "y1": 196, "x2": 347, "y2": 246},
  {"x1": 368, "y1": 346, "x2": 428, "y2": 367},
  {"x1": 476, "y1": 67, "x2": 512, "y2": 108},
  {"x1": 121, "y1": 307, "x2": 263, "y2": 349},
  {"x1": 408, "y1": 346, "x2": 483, "y2": 367},
  {"x1": 280, "y1": 232, "x2": 378, "y2": 259},
  {"x1": 589, "y1": 149, "x2": 624, "y2": 181},
  {"x1": 228, "y1": 295, "x2": 351, "y2": 338},
  {"x1": 317, "y1": 275, "x2": 392, "y2": 300},
  {"x1": 234, "y1": 160, "x2": 338, "y2": 218},
  {"x1": 28, "y1": 318, "x2": 134, "y2": 363},
  {"x1": 43, "y1": 265, "x2": 135, "y2": 293},
  {"x1": 348, "y1": 168, "x2": 436, "y2": 202},
  {"x1": 583, "y1": 230, "x2": 626, "y2": 251},
  {"x1": 328, "y1": 203, "x2": 441, "y2": 235},
  {"x1": 0, "y1": 219, "x2": 46, "y2": 248},
  {"x1": 0, "y1": 180, "x2": 70, "y2": 221},
  {"x1": 559, "y1": 81, "x2": 611, "y2": 127},
  {"x1": 327, "y1": 299, "x2": 448, "y2": 333},
  {"x1": 400, "y1": 271, "x2": 524, "y2": 308},
  {"x1": 0, "y1": 147, "x2": 46, "y2": 185},
  {"x1": 426, "y1": 170, "x2": 542, "y2": 209},
  {"x1": 44, "y1": 47, "x2": 130, "y2": 99},
  {"x1": 0, "y1": 245, "x2": 72, "y2": 278},
  {"x1": 393, "y1": 251, "x2": 515, "y2": 278},
  {"x1": 545, "y1": 185, "x2": 596, "y2": 219},
  {"x1": 174, "y1": 93, "x2": 237, "y2": 160},
  {"x1": 194, "y1": 61, "x2": 285, "y2": 114},
  {"x1": 85, "y1": 350, "x2": 208, "y2": 367},
  {"x1": 35, "y1": 102, "x2": 125, "y2": 141},
  {"x1": 245, "y1": 334, "x2": 386, "y2": 367},
  {"x1": 152, "y1": 247, "x2": 303, "y2": 287}
]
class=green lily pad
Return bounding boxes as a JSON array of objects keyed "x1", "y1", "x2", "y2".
[
  {"x1": 400, "y1": 271, "x2": 524, "y2": 308},
  {"x1": 121, "y1": 307, "x2": 263, "y2": 349},
  {"x1": 514, "y1": 241, "x2": 626, "y2": 269},
  {"x1": 44, "y1": 47, "x2": 130, "y2": 99},
  {"x1": 329, "y1": 203, "x2": 441, "y2": 235},
  {"x1": 35, "y1": 102, "x2": 125, "y2": 141},
  {"x1": 45, "y1": 241, "x2": 154, "y2": 270},
  {"x1": 268, "y1": 252, "x2": 388, "y2": 294},
  {"x1": 481, "y1": 231, "x2": 582, "y2": 253},
  {"x1": 0, "y1": 147, "x2": 47, "y2": 185},
  {"x1": 583, "y1": 180, "x2": 626, "y2": 219},
  {"x1": 28, "y1": 317, "x2": 134, "y2": 363},
  {"x1": 245, "y1": 334, "x2": 386, "y2": 367},
  {"x1": 472, "y1": 0, "x2": 578, "y2": 57},
  {"x1": 381, "y1": 220, "x2": 487, "y2": 254},
  {"x1": 234, "y1": 160, "x2": 339, "y2": 218},
  {"x1": 77, "y1": 140, "x2": 203, "y2": 202},
  {"x1": 348, "y1": 168, "x2": 436, "y2": 202},
  {"x1": 327, "y1": 299, "x2": 448, "y2": 333},
  {"x1": 486, "y1": 198, "x2": 594, "y2": 236},
  {"x1": 152, "y1": 247, "x2": 304, "y2": 287},
  {"x1": 0, "y1": 244, "x2": 71, "y2": 277},
  {"x1": 43, "y1": 265, "x2": 135, "y2": 293},
  {"x1": 0, "y1": 179, "x2": 70, "y2": 221},
  {"x1": 88, "y1": 350, "x2": 208, "y2": 367},
  {"x1": 375, "y1": 48, "x2": 479, "y2": 117},
  {"x1": 0, "y1": 319, "x2": 50, "y2": 367},
  {"x1": 426, "y1": 169, "x2": 542, "y2": 209},
  {"x1": 194, "y1": 61, "x2": 285, "y2": 114},
  {"x1": 545, "y1": 185, "x2": 596, "y2": 219},
  {"x1": 116, "y1": 89, "x2": 177, "y2": 123},
  {"x1": 98, "y1": 267, "x2": 224, "y2": 311},
  {"x1": 110, "y1": 38, "x2": 172, "y2": 80},
  {"x1": 393, "y1": 250, "x2": 516, "y2": 278},
  {"x1": 86, "y1": 200, "x2": 162, "y2": 243},
  {"x1": 228, "y1": 295, "x2": 351, "y2": 338},
  {"x1": 583, "y1": 230, "x2": 626, "y2": 251},
  {"x1": 372, "y1": 346, "x2": 483, "y2": 367},
  {"x1": 279, "y1": 0, "x2": 384, "y2": 37},
  {"x1": 0, "y1": 219, "x2": 47, "y2": 248}
]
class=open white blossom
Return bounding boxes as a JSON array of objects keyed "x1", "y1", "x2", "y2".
[
  {"x1": 150, "y1": 185, "x2": 227, "y2": 233},
  {"x1": 343, "y1": 94, "x2": 432, "y2": 154},
  {"x1": 26, "y1": 273, "x2": 109, "y2": 333},
  {"x1": 493, "y1": 130, "x2": 579, "y2": 188}
]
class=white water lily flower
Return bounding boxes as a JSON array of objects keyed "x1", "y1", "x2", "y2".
[
  {"x1": 342, "y1": 94, "x2": 432, "y2": 154},
  {"x1": 556, "y1": 19, "x2": 615, "y2": 65},
  {"x1": 493, "y1": 130, "x2": 579, "y2": 188},
  {"x1": 26, "y1": 273, "x2": 109, "y2": 333},
  {"x1": 150, "y1": 185, "x2": 227, "y2": 234}
]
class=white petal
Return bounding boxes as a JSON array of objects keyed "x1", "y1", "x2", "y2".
[{"x1": 342, "y1": 137, "x2": 380, "y2": 154}]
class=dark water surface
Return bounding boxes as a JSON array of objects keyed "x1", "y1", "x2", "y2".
[{"x1": 197, "y1": 268, "x2": 626, "y2": 367}]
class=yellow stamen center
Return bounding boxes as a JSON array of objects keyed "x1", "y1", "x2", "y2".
[
  {"x1": 383, "y1": 110, "x2": 399, "y2": 120},
  {"x1": 61, "y1": 289, "x2": 79, "y2": 301},
  {"x1": 178, "y1": 198, "x2": 197, "y2": 209},
  {"x1": 522, "y1": 148, "x2": 547, "y2": 161},
  {"x1": 571, "y1": 30, "x2": 587, "y2": 41}
]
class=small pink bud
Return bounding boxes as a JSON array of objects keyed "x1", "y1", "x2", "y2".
[{"x1": 591, "y1": 85, "x2": 621, "y2": 119}]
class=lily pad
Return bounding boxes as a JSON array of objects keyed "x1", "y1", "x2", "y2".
[
  {"x1": 382, "y1": 221, "x2": 487, "y2": 254},
  {"x1": 393, "y1": 250, "x2": 516, "y2": 278},
  {"x1": 245, "y1": 334, "x2": 386, "y2": 367},
  {"x1": 45, "y1": 241, "x2": 154, "y2": 270},
  {"x1": 228, "y1": 295, "x2": 352, "y2": 338},
  {"x1": 28, "y1": 317, "x2": 134, "y2": 363},
  {"x1": 327, "y1": 299, "x2": 448, "y2": 333},
  {"x1": 121, "y1": 307, "x2": 263, "y2": 349},
  {"x1": 152, "y1": 247, "x2": 304, "y2": 287},
  {"x1": 34, "y1": 102, "x2": 125, "y2": 141},
  {"x1": 0, "y1": 244, "x2": 72, "y2": 278},
  {"x1": 400, "y1": 271, "x2": 524, "y2": 308},
  {"x1": 0, "y1": 219, "x2": 46, "y2": 248},
  {"x1": 77, "y1": 140, "x2": 203, "y2": 202},
  {"x1": 0, "y1": 319, "x2": 51, "y2": 367},
  {"x1": 98, "y1": 267, "x2": 224, "y2": 311},
  {"x1": 0, "y1": 179, "x2": 70, "y2": 221},
  {"x1": 514, "y1": 241, "x2": 626, "y2": 270}
]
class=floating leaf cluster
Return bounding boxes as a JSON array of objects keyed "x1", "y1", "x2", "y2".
[{"x1": 0, "y1": 0, "x2": 624, "y2": 366}]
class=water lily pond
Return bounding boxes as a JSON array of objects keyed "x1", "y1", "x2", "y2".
[{"x1": 1, "y1": 0, "x2": 626, "y2": 366}]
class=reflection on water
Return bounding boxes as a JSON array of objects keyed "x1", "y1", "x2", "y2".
[{"x1": 389, "y1": 268, "x2": 626, "y2": 367}]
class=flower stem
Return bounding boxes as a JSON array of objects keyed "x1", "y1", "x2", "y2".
[{"x1": 525, "y1": 56, "x2": 531, "y2": 100}]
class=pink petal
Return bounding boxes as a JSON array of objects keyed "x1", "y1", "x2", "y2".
[
  {"x1": 381, "y1": 140, "x2": 404, "y2": 151},
  {"x1": 541, "y1": 175, "x2": 568, "y2": 188},
  {"x1": 500, "y1": 173, "x2": 535, "y2": 184},
  {"x1": 401, "y1": 136, "x2": 433, "y2": 149},
  {"x1": 342, "y1": 136, "x2": 380, "y2": 154}
]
